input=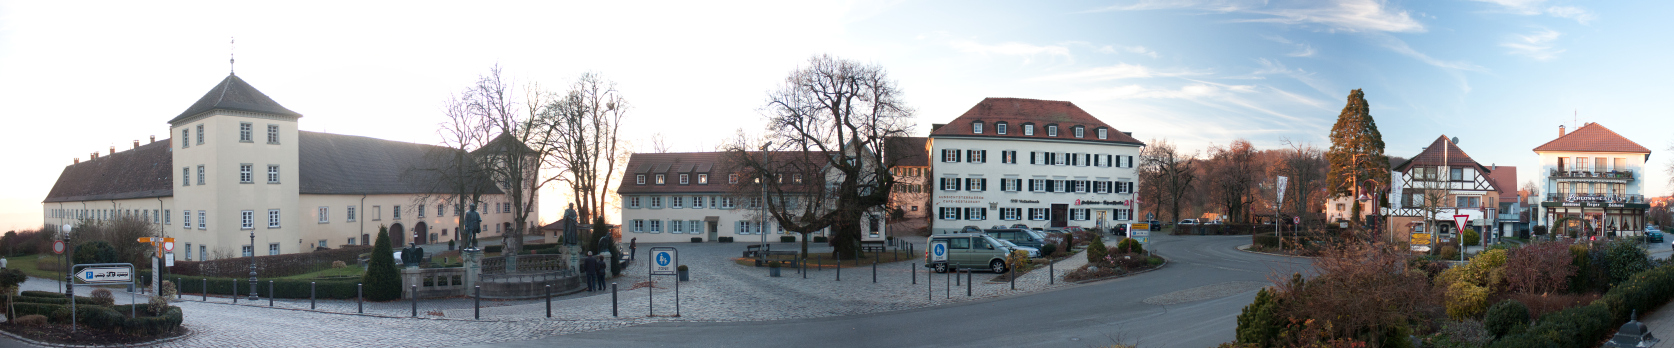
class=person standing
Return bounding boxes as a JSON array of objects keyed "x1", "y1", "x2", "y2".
[
  {"x1": 594, "y1": 255, "x2": 608, "y2": 287},
  {"x1": 581, "y1": 251, "x2": 598, "y2": 292},
  {"x1": 629, "y1": 238, "x2": 638, "y2": 261}
]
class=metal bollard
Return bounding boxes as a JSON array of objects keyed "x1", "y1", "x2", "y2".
[
  {"x1": 945, "y1": 271, "x2": 951, "y2": 299},
  {"x1": 546, "y1": 285, "x2": 552, "y2": 318},
  {"x1": 357, "y1": 283, "x2": 363, "y2": 314},
  {"x1": 1049, "y1": 261, "x2": 1054, "y2": 285},
  {"x1": 474, "y1": 285, "x2": 481, "y2": 320},
  {"x1": 310, "y1": 282, "x2": 317, "y2": 310},
  {"x1": 269, "y1": 280, "x2": 274, "y2": 307},
  {"x1": 1010, "y1": 267, "x2": 1015, "y2": 290},
  {"x1": 202, "y1": 279, "x2": 207, "y2": 301},
  {"x1": 955, "y1": 269, "x2": 960, "y2": 286},
  {"x1": 233, "y1": 280, "x2": 238, "y2": 304},
  {"x1": 611, "y1": 283, "x2": 618, "y2": 317},
  {"x1": 176, "y1": 278, "x2": 181, "y2": 300},
  {"x1": 836, "y1": 261, "x2": 841, "y2": 281},
  {"x1": 967, "y1": 271, "x2": 972, "y2": 297},
  {"x1": 801, "y1": 258, "x2": 806, "y2": 279},
  {"x1": 411, "y1": 285, "x2": 418, "y2": 317},
  {"x1": 912, "y1": 263, "x2": 917, "y2": 284},
  {"x1": 927, "y1": 265, "x2": 932, "y2": 301},
  {"x1": 872, "y1": 262, "x2": 877, "y2": 283}
]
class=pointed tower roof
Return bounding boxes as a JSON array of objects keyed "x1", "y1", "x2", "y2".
[
  {"x1": 1396, "y1": 135, "x2": 1485, "y2": 171},
  {"x1": 1532, "y1": 122, "x2": 1651, "y2": 154},
  {"x1": 169, "y1": 73, "x2": 301, "y2": 124}
]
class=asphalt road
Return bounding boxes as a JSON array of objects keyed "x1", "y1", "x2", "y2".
[{"x1": 472, "y1": 234, "x2": 1314, "y2": 348}]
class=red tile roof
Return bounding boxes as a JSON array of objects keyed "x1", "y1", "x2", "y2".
[
  {"x1": 1396, "y1": 135, "x2": 1484, "y2": 171},
  {"x1": 885, "y1": 137, "x2": 930, "y2": 167},
  {"x1": 615, "y1": 151, "x2": 829, "y2": 194},
  {"x1": 43, "y1": 140, "x2": 175, "y2": 202},
  {"x1": 1532, "y1": 122, "x2": 1651, "y2": 153},
  {"x1": 1486, "y1": 165, "x2": 1517, "y2": 200},
  {"x1": 929, "y1": 98, "x2": 1144, "y2": 145}
]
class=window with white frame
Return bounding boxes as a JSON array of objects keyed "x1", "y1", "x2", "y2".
[
  {"x1": 729, "y1": 174, "x2": 739, "y2": 184},
  {"x1": 1097, "y1": 128, "x2": 1108, "y2": 139},
  {"x1": 967, "y1": 150, "x2": 985, "y2": 163},
  {"x1": 942, "y1": 149, "x2": 960, "y2": 163},
  {"x1": 197, "y1": 210, "x2": 206, "y2": 229},
  {"x1": 1075, "y1": 180, "x2": 1088, "y2": 193},
  {"x1": 1029, "y1": 208, "x2": 1048, "y2": 220},
  {"x1": 972, "y1": 122, "x2": 984, "y2": 134},
  {"x1": 720, "y1": 197, "x2": 734, "y2": 208},
  {"x1": 1070, "y1": 209, "x2": 1088, "y2": 221},
  {"x1": 266, "y1": 165, "x2": 279, "y2": 184},
  {"x1": 1030, "y1": 179, "x2": 1045, "y2": 192},
  {"x1": 1073, "y1": 126, "x2": 1084, "y2": 138},
  {"x1": 656, "y1": 174, "x2": 666, "y2": 185},
  {"x1": 793, "y1": 173, "x2": 803, "y2": 184},
  {"x1": 940, "y1": 177, "x2": 961, "y2": 191},
  {"x1": 196, "y1": 124, "x2": 204, "y2": 145},
  {"x1": 185, "y1": 243, "x2": 193, "y2": 261},
  {"x1": 650, "y1": 196, "x2": 662, "y2": 208},
  {"x1": 996, "y1": 122, "x2": 1008, "y2": 134},
  {"x1": 269, "y1": 209, "x2": 281, "y2": 228},
  {"x1": 631, "y1": 219, "x2": 645, "y2": 233},
  {"x1": 243, "y1": 245, "x2": 253, "y2": 257},
  {"x1": 698, "y1": 174, "x2": 709, "y2": 184},
  {"x1": 183, "y1": 167, "x2": 190, "y2": 186},
  {"x1": 239, "y1": 122, "x2": 253, "y2": 142},
  {"x1": 691, "y1": 220, "x2": 703, "y2": 234},
  {"x1": 1024, "y1": 124, "x2": 1035, "y2": 135},
  {"x1": 267, "y1": 124, "x2": 280, "y2": 144},
  {"x1": 671, "y1": 220, "x2": 684, "y2": 233},
  {"x1": 1047, "y1": 125, "x2": 1058, "y2": 136},
  {"x1": 199, "y1": 245, "x2": 206, "y2": 260},
  {"x1": 965, "y1": 207, "x2": 987, "y2": 220},
  {"x1": 239, "y1": 164, "x2": 253, "y2": 183},
  {"x1": 679, "y1": 174, "x2": 689, "y2": 184},
  {"x1": 748, "y1": 197, "x2": 761, "y2": 208},
  {"x1": 628, "y1": 196, "x2": 640, "y2": 208},
  {"x1": 241, "y1": 210, "x2": 253, "y2": 229},
  {"x1": 939, "y1": 207, "x2": 961, "y2": 220},
  {"x1": 1001, "y1": 208, "x2": 1021, "y2": 220},
  {"x1": 197, "y1": 165, "x2": 205, "y2": 185},
  {"x1": 649, "y1": 220, "x2": 662, "y2": 233},
  {"x1": 269, "y1": 243, "x2": 280, "y2": 255},
  {"x1": 636, "y1": 175, "x2": 646, "y2": 184},
  {"x1": 671, "y1": 196, "x2": 683, "y2": 208},
  {"x1": 393, "y1": 205, "x2": 401, "y2": 219},
  {"x1": 318, "y1": 206, "x2": 329, "y2": 223},
  {"x1": 966, "y1": 177, "x2": 986, "y2": 191},
  {"x1": 182, "y1": 129, "x2": 189, "y2": 148},
  {"x1": 347, "y1": 206, "x2": 356, "y2": 222},
  {"x1": 183, "y1": 210, "x2": 192, "y2": 229},
  {"x1": 692, "y1": 196, "x2": 704, "y2": 209}
]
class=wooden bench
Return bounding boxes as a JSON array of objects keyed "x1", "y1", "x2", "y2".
[
  {"x1": 860, "y1": 241, "x2": 887, "y2": 253},
  {"x1": 743, "y1": 244, "x2": 768, "y2": 258}
]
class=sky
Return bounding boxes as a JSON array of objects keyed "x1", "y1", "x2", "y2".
[{"x1": 1, "y1": 0, "x2": 1670, "y2": 231}]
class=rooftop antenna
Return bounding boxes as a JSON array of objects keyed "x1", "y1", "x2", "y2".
[{"x1": 229, "y1": 36, "x2": 236, "y2": 75}]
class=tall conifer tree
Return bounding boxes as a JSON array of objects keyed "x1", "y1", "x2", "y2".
[{"x1": 1326, "y1": 89, "x2": 1389, "y2": 225}]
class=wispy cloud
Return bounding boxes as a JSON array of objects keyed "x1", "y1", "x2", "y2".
[
  {"x1": 1089, "y1": 0, "x2": 1424, "y2": 33},
  {"x1": 1251, "y1": 58, "x2": 1334, "y2": 104},
  {"x1": 1097, "y1": 45, "x2": 1160, "y2": 58},
  {"x1": 1262, "y1": 35, "x2": 1316, "y2": 57},
  {"x1": 1369, "y1": 34, "x2": 1485, "y2": 72},
  {"x1": 1066, "y1": 83, "x2": 1235, "y2": 101},
  {"x1": 1469, "y1": 0, "x2": 1596, "y2": 24},
  {"x1": 948, "y1": 39, "x2": 1072, "y2": 64},
  {"x1": 1032, "y1": 63, "x2": 1208, "y2": 82},
  {"x1": 1502, "y1": 28, "x2": 1564, "y2": 60}
]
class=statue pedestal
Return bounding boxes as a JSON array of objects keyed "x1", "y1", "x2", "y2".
[
  {"x1": 505, "y1": 252, "x2": 518, "y2": 273},
  {"x1": 462, "y1": 248, "x2": 483, "y2": 291},
  {"x1": 566, "y1": 245, "x2": 581, "y2": 274},
  {"x1": 401, "y1": 267, "x2": 423, "y2": 299}
]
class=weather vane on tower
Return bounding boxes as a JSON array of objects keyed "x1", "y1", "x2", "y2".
[{"x1": 230, "y1": 37, "x2": 236, "y2": 75}]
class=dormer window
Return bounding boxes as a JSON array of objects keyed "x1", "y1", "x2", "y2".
[
  {"x1": 656, "y1": 174, "x2": 666, "y2": 185},
  {"x1": 1023, "y1": 124, "x2": 1035, "y2": 136},
  {"x1": 996, "y1": 122, "x2": 1008, "y2": 135},
  {"x1": 793, "y1": 174, "x2": 803, "y2": 184},
  {"x1": 679, "y1": 174, "x2": 690, "y2": 184},
  {"x1": 1073, "y1": 126, "x2": 1084, "y2": 138},
  {"x1": 729, "y1": 174, "x2": 739, "y2": 184},
  {"x1": 699, "y1": 173, "x2": 709, "y2": 184},
  {"x1": 636, "y1": 175, "x2": 646, "y2": 185},
  {"x1": 1097, "y1": 128, "x2": 1108, "y2": 140},
  {"x1": 972, "y1": 122, "x2": 984, "y2": 134},
  {"x1": 1047, "y1": 125, "x2": 1058, "y2": 137}
]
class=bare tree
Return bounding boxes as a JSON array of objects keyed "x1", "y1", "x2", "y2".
[
  {"x1": 649, "y1": 132, "x2": 673, "y2": 153},
  {"x1": 1141, "y1": 139, "x2": 1197, "y2": 224},
  {"x1": 733, "y1": 55, "x2": 915, "y2": 260},
  {"x1": 1204, "y1": 139, "x2": 1262, "y2": 223},
  {"x1": 546, "y1": 72, "x2": 631, "y2": 245},
  {"x1": 432, "y1": 66, "x2": 503, "y2": 248},
  {"x1": 1277, "y1": 139, "x2": 1327, "y2": 230}
]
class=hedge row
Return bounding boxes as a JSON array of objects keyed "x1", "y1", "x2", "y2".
[
  {"x1": 9, "y1": 302, "x2": 61, "y2": 319},
  {"x1": 20, "y1": 290, "x2": 66, "y2": 298},
  {"x1": 168, "y1": 246, "x2": 372, "y2": 278},
  {"x1": 10, "y1": 302, "x2": 182, "y2": 335},
  {"x1": 113, "y1": 304, "x2": 185, "y2": 336},
  {"x1": 11, "y1": 295, "x2": 97, "y2": 305},
  {"x1": 169, "y1": 275, "x2": 363, "y2": 300},
  {"x1": 1251, "y1": 233, "x2": 1279, "y2": 248},
  {"x1": 1490, "y1": 261, "x2": 1674, "y2": 347}
]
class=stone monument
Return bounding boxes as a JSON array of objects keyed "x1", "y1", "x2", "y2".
[
  {"x1": 563, "y1": 204, "x2": 581, "y2": 274},
  {"x1": 461, "y1": 204, "x2": 484, "y2": 291}
]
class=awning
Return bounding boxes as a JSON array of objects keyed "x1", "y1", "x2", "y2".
[{"x1": 704, "y1": 216, "x2": 719, "y2": 222}]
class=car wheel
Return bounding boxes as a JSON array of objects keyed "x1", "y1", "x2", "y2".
[
  {"x1": 990, "y1": 259, "x2": 1007, "y2": 273},
  {"x1": 934, "y1": 263, "x2": 948, "y2": 273}
]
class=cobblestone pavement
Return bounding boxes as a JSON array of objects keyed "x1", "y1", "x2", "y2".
[{"x1": 10, "y1": 238, "x2": 1118, "y2": 347}]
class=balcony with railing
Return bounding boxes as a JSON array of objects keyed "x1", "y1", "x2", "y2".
[
  {"x1": 1550, "y1": 169, "x2": 1635, "y2": 181},
  {"x1": 1545, "y1": 193, "x2": 1645, "y2": 204}
]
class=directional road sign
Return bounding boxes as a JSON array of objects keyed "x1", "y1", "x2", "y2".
[{"x1": 76, "y1": 266, "x2": 134, "y2": 284}]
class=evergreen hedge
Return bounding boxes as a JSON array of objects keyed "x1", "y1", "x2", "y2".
[
  {"x1": 362, "y1": 226, "x2": 402, "y2": 301},
  {"x1": 11, "y1": 295, "x2": 96, "y2": 305},
  {"x1": 1491, "y1": 260, "x2": 1674, "y2": 347},
  {"x1": 8, "y1": 302, "x2": 61, "y2": 319},
  {"x1": 169, "y1": 275, "x2": 362, "y2": 299}
]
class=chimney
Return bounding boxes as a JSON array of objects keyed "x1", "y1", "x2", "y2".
[
  {"x1": 133, "y1": 140, "x2": 140, "y2": 149},
  {"x1": 109, "y1": 146, "x2": 115, "y2": 155},
  {"x1": 91, "y1": 152, "x2": 98, "y2": 160},
  {"x1": 73, "y1": 158, "x2": 80, "y2": 164},
  {"x1": 1559, "y1": 125, "x2": 1566, "y2": 138},
  {"x1": 149, "y1": 135, "x2": 155, "y2": 143}
]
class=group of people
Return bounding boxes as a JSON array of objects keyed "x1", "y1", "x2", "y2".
[{"x1": 580, "y1": 238, "x2": 638, "y2": 292}]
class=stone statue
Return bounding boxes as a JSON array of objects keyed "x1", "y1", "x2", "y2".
[
  {"x1": 463, "y1": 204, "x2": 482, "y2": 249},
  {"x1": 562, "y1": 204, "x2": 579, "y2": 245}
]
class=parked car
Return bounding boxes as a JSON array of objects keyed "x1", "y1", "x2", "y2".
[
  {"x1": 924, "y1": 233, "x2": 1012, "y2": 273},
  {"x1": 994, "y1": 239, "x2": 1040, "y2": 258},
  {"x1": 959, "y1": 225, "x2": 983, "y2": 234},
  {"x1": 1010, "y1": 224, "x2": 1030, "y2": 229},
  {"x1": 1112, "y1": 223, "x2": 1129, "y2": 236},
  {"x1": 1645, "y1": 231, "x2": 1664, "y2": 243},
  {"x1": 1145, "y1": 220, "x2": 1163, "y2": 232},
  {"x1": 985, "y1": 228, "x2": 1046, "y2": 250},
  {"x1": 1178, "y1": 219, "x2": 1198, "y2": 225},
  {"x1": 1065, "y1": 226, "x2": 1088, "y2": 234}
]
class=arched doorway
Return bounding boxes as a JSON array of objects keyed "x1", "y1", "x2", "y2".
[
  {"x1": 389, "y1": 223, "x2": 406, "y2": 246},
  {"x1": 414, "y1": 222, "x2": 429, "y2": 245}
]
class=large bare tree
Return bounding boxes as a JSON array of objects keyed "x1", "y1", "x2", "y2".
[
  {"x1": 545, "y1": 72, "x2": 631, "y2": 246},
  {"x1": 732, "y1": 55, "x2": 914, "y2": 260},
  {"x1": 1277, "y1": 139, "x2": 1327, "y2": 230},
  {"x1": 1205, "y1": 139, "x2": 1262, "y2": 224},
  {"x1": 1141, "y1": 139, "x2": 1197, "y2": 224}
]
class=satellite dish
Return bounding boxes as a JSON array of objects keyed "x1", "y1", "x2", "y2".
[{"x1": 1451, "y1": 137, "x2": 1460, "y2": 144}]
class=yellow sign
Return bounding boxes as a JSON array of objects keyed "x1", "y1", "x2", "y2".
[
  {"x1": 1410, "y1": 233, "x2": 1432, "y2": 246},
  {"x1": 1131, "y1": 223, "x2": 1150, "y2": 231}
]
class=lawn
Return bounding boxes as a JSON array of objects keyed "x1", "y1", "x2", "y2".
[
  {"x1": 6, "y1": 254, "x2": 69, "y2": 280},
  {"x1": 277, "y1": 265, "x2": 365, "y2": 280}
]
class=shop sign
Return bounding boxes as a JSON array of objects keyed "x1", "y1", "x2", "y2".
[
  {"x1": 1074, "y1": 199, "x2": 1127, "y2": 206},
  {"x1": 1010, "y1": 199, "x2": 1040, "y2": 204}
]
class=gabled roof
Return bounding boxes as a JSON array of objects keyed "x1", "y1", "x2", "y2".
[
  {"x1": 471, "y1": 132, "x2": 538, "y2": 156},
  {"x1": 1532, "y1": 122, "x2": 1651, "y2": 154},
  {"x1": 885, "y1": 137, "x2": 930, "y2": 167},
  {"x1": 1396, "y1": 136, "x2": 1485, "y2": 171},
  {"x1": 43, "y1": 140, "x2": 174, "y2": 203},
  {"x1": 169, "y1": 73, "x2": 302, "y2": 124},
  {"x1": 616, "y1": 152, "x2": 731, "y2": 194},
  {"x1": 1486, "y1": 165, "x2": 1517, "y2": 200},
  {"x1": 930, "y1": 98, "x2": 1144, "y2": 146},
  {"x1": 297, "y1": 131, "x2": 502, "y2": 195}
]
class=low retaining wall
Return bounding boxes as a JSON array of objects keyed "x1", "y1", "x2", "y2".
[
  {"x1": 402, "y1": 267, "x2": 467, "y2": 299},
  {"x1": 479, "y1": 270, "x2": 582, "y2": 299}
]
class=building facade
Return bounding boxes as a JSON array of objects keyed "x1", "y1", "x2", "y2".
[
  {"x1": 43, "y1": 73, "x2": 532, "y2": 260},
  {"x1": 1382, "y1": 136, "x2": 1502, "y2": 244},
  {"x1": 616, "y1": 152, "x2": 888, "y2": 244},
  {"x1": 1533, "y1": 123, "x2": 1652, "y2": 237},
  {"x1": 886, "y1": 137, "x2": 932, "y2": 234},
  {"x1": 927, "y1": 98, "x2": 1145, "y2": 234}
]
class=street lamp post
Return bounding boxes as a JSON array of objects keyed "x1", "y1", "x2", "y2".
[
  {"x1": 249, "y1": 231, "x2": 258, "y2": 300},
  {"x1": 62, "y1": 224, "x2": 72, "y2": 297},
  {"x1": 758, "y1": 142, "x2": 771, "y2": 268}
]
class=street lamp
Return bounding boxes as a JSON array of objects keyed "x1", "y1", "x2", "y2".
[
  {"x1": 61, "y1": 224, "x2": 72, "y2": 297},
  {"x1": 758, "y1": 141, "x2": 771, "y2": 268},
  {"x1": 249, "y1": 231, "x2": 258, "y2": 300}
]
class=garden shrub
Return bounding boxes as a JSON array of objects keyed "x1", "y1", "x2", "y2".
[
  {"x1": 120, "y1": 305, "x2": 183, "y2": 335},
  {"x1": 13, "y1": 314, "x2": 46, "y2": 326},
  {"x1": 147, "y1": 295, "x2": 170, "y2": 315},
  {"x1": 1569, "y1": 244, "x2": 1603, "y2": 293},
  {"x1": 1483, "y1": 299, "x2": 1529, "y2": 338},
  {"x1": 160, "y1": 280, "x2": 177, "y2": 299},
  {"x1": 51, "y1": 304, "x2": 123, "y2": 330},
  {"x1": 1438, "y1": 245, "x2": 1459, "y2": 261},
  {"x1": 1601, "y1": 238, "x2": 1651, "y2": 286},
  {"x1": 1507, "y1": 292, "x2": 1596, "y2": 320},
  {"x1": 1111, "y1": 253, "x2": 1148, "y2": 270},
  {"x1": 1039, "y1": 243, "x2": 1057, "y2": 256},
  {"x1": 719, "y1": 237, "x2": 735, "y2": 243},
  {"x1": 1463, "y1": 228, "x2": 1480, "y2": 247},
  {"x1": 1115, "y1": 238, "x2": 1145, "y2": 254},
  {"x1": 1085, "y1": 236, "x2": 1108, "y2": 264},
  {"x1": 90, "y1": 288, "x2": 115, "y2": 306},
  {"x1": 1252, "y1": 233, "x2": 1279, "y2": 249},
  {"x1": 780, "y1": 236, "x2": 796, "y2": 243},
  {"x1": 813, "y1": 236, "x2": 827, "y2": 243},
  {"x1": 1429, "y1": 320, "x2": 1489, "y2": 348},
  {"x1": 9, "y1": 302, "x2": 61, "y2": 319},
  {"x1": 1504, "y1": 242, "x2": 1574, "y2": 294},
  {"x1": 1446, "y1": 282, "x2": 1489, "y2": 319},
  {"x1": 1235, "y1": 287, "x2": 1283, "y2": 346},
  {"x1": 20, "y1": 290, "x2": 64, "y2": 298},
  {"x1": 13, "y1": 295, "x2": 96, "y2": 305},
  {"x1": 0, "y1": 268, "x2": 25, "y2": 296},
  {"x1": 1006, "y1": 250, "x2": 1032, "y2": 273},
  {"x1": 172, "y1": 275, "x2": 362, "y2": 299},
  {"x1": 361, "y1": 226, "x2": 402, "y2": 301},
  {"x1": 72, "y1": 240, "x2": 119, "y2": 265}
]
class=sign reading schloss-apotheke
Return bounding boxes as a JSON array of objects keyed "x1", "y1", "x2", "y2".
[{"x1": 1074, "y1": 199, "x2": 1127, "y2": 206}]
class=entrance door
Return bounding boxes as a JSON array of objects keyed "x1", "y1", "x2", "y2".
[
  {"x1": 1051, "y1": 204, "x2": 1069, "y2": 228},
  {"x1": 389, "y1": 223, "x2": 406, "y2": 246},
  {"x1": 708, "y1": 221, "x2": 719, "y2": 241},
  {"x1": 414, "y1": 222, "x2": 428, "y2": 245}
]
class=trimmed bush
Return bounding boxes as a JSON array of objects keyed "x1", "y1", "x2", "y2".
[
  {"x1": 9, "y1": 302, "x2": 61, "y2": 319},
  {"x1": 1484, "y1": 299, "x2": 1529, "y2": 338},
  {"x1": 691, "y1": 237, "x2": 703, "y2": 243},
  {"x1": 1236, "y1": 287, "x2": 1283, "y2": 346},
  {"x1": 20, "y1": 290, "x2": 65, "y2": 298},
  {"x1": 1115, "y1": 238, "x2": 1145, "y2": 254},
  {"x1": 1445, "y1": 282, "x2": 1489, "y2": 319},
  {"x1": 168, "y1": 245, "x2": 371, "y2": 278},
  {"x1": 780, "y1": 236, "x2": 796, "y2": 243},
  {"x1": 13, "y1": 314, "x2": 46, "y2": 326},
  {"x1": 813, "y1": 236, "x2": 828, "y2": 243},
  {"x1": 361, "y1": 225, "x2": 402, "y2": 301},
  {"x1": 719, "y1": 237, "x2": 734, "y2": 243},
  {"x1": 90, "y1": 288, "x2": 115, "y2": 306},
  {"x1": 171, "y1": 275, "x2": 362, "y2": 299},
  {"x1": 1039, "y1": 243, "x2": 1057, "y2": 256},
  {"x1": 484, "y1": 245, "x2": 503, "y2": 253},
  {"x1": 13, "y1": 295, "x2": 97, "y2": 305},
  {"x1": 73, "y1": 240, "x2": 119, "y2": 265},
  {"x1": 51, "y1": 304, "x2": 123, "y2": 330},
  {"x1": 1252, "y1": 233, "x2": 1279, "y2": 248},
  {"x1": 1463, "y1": 228, "x2": 1480, "y2": 247},
  {"x1": 121, "y1": 305, "x2": 183, "y2": 336},
  {"x1": 1086, "y1": 236, "x2": 1108, "y2": 264}
]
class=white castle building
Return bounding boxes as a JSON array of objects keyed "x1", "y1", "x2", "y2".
[{"x1": 43, "y1": 73, "x2": 534, "y2": 260}]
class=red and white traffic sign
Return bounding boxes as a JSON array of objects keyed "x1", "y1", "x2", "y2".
[
  {"x1": 163, "y1": 241, "x2": 175, "y2": 252},
  {"x1": 52, "y1": 240, "x2": 64, "y2": 254}
]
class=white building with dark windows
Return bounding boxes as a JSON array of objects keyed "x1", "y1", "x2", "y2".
[
  {"x1": 616, "y1": 152, "x2": 888, "y2": 243},
  {"x1": 42, "y1": 73, "x2": 534, "y2": 259},
  {"x1": 927, "y1": 98, "x2": 1145, "y2": 234},
  {"x1": 1534, "y1": 123, "x2": 1652, "y2": 237}
]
